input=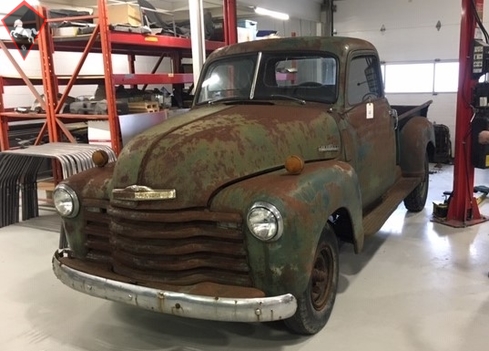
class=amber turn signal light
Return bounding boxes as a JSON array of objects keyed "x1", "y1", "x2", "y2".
[
  {"x1": 285, "y1": 155, "x2": 304, "y2": 175},
  {"x1": 92, "y1": 150, "x2": 109, "y2": 167}
]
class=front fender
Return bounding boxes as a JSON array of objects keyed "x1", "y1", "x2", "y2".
[
  {"x1": 60, "y1": 164, "x2": 115, "y2": 256},
  {"x1": 399, "y1": 116, "x2": 435, "y2": 177},
  {"x1": 210, "y1": 161, "x2": 363, "y2": 298}
]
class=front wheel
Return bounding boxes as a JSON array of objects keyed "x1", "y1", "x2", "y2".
[
  {"x1": 404, "y1": 151, "x2": 429, "y2": 212},
  {"x1": 284, "y1": 225, "x2": 339, "y2": 335}
]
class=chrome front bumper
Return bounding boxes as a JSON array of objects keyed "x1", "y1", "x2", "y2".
[{"x1": 52, "y1": 251, "x2": 297, "y2": 323}]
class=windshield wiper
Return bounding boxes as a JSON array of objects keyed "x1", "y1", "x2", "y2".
[
  {"x1": 207, "y1": 97, "x2": 250, "y2": 105},
  {"x1": 270, "y1": 94, "x2": 306, "y2": 105},
  {"x1": 207, "y1": 97, "x2": 274, "y2": 106}
]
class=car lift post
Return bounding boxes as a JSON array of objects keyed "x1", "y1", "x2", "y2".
[
  {"x1": 445, "y1": 0, "x2": 487, "y2": 227},
  {"x1": 223, "y1": 0, "x2": 237, "y2": 45}
]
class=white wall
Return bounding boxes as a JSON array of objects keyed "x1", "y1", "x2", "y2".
[
  {"x1": 334, "y1": 0, "x2": 489, "y2": 154},
  {"x1": 246, "y1": 15, "x2": 317, "y2": 37},
  {"x1": 239, "y1": 0, "x2": 321, "y2": 22},
  {"x1": 334, "y1": 0, "x2": 461, "y2": 61},
  {"x1": 0, "y1": 1, "x2": 70, "y2": 17}
]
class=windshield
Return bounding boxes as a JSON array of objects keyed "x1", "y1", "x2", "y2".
[{"x1": 195, "y1": 52, "x2": 338, "y2": 105}]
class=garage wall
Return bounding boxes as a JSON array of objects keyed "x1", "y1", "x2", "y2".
[
  {"x1": 245, "y1": 16, "x2": 317, "y2": 37},
  {"x1": 334, "y1": 0, "x2": 461, "y2": 61},
  {"x1": 334, "y1": 0, "x2": 489, "y2": 154},
  {"x1": 240, "y1": 0, "x2": 321, "y2": 22}
]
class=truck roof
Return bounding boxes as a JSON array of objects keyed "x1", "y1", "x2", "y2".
[{"x1": 208, "y1": 36, "x2": 378, "y2": 60}]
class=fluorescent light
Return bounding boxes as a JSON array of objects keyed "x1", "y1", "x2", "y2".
[{"x1": 254, "y1": 7, "x2": 289, "y2": 20}]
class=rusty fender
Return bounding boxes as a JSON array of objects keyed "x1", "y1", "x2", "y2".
[
  {"x1": 399, "y1": 116, "x2": 435, "y2": 177},
  {"x1": 210, "y1": 160, "x2": 363, "y2": 298}
]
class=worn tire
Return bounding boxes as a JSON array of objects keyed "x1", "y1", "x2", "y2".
[
  {"x1": 284, "y1": 224, "x2": 339, "y2": 335},
  {"x1": 404, "y1": 151, "x2": 429, "y2": 212}
]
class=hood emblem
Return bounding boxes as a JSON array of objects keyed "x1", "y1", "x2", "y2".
[
  {"x1": 318, "y1": 145, "x2": 339, "y2": 152},
  {"x1": 113, "y1": 185, "x2": 176, "y2": 201}
]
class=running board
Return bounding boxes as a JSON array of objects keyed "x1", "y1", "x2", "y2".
[{"x1": 362, "y1": 177, "x2": 421, "y2": 236}]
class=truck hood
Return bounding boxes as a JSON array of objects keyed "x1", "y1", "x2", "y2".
[{"x1": 112, "y1": 103, "x2": 341, "y2": 209}]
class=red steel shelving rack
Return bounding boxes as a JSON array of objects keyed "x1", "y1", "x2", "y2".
[{"x1": 0, "y1": 0, "x2": 237, "y2": 155}]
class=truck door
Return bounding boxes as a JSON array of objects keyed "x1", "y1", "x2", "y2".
[{"x1": 343, "y1": 53, "x2": 397, "y2": 208}]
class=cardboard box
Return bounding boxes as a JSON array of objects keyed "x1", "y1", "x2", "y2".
[
  {"x1": 37, "y1": 180, "x2": 55, "y2": 205},
  {"x1": 53, "y1": 27, "x2": 79, "y2": 37},
  {"x1": 95, "y1": 4, "x2": 142, "y2": 26}
]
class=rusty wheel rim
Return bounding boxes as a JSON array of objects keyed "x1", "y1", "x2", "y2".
[
  {"x1": 422, "y1": 158, "x2": 429, "y2": 190},
  {"x1": 418, "y1": 157, "x2": 429, "y2": 199},
  {"x1": 311, "y1": 242, "x2": 334, "y2": 311}
]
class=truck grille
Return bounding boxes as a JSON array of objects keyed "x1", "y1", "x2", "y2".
[
  {"x1": 105, "y1": 206, "x2": 252, "y2": 287},
  {"x1": 83, "y1": 201, "x2": 111, "y2": 263}
]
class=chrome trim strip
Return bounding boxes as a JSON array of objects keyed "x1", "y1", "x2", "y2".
[
  {"x1": 250, "y1": 52, "x2": 262, "y2": 100},
  {"x1": 53, "y1": 252, "x2": 297, "y2": 322}
]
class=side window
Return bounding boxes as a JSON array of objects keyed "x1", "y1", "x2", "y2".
[
  {"x1": 197, "y1": 58, "x2": 254, "y2": 103},
  {"x1": 347, "y1": 55, "x2": 383, "y2": 105}
]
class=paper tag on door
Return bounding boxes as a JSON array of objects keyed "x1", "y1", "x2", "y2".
[{"x1": 366, "y1": 103, "x2": 374, "y2": 119}]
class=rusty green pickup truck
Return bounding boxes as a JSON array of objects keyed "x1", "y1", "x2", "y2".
[{"x1": 52, "y1": 36, "x2": 434, "y2": 335}]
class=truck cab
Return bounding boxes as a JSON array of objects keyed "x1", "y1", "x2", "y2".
[{"x1": 52, "y1": 36, "x2": 435, "y2": 335}]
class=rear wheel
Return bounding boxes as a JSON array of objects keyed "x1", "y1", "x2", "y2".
[
  {"x1": 404, "y1": 151, "x2": 429, "y2": 212},
  {"x1": 284, "y1": 225, "x2": 339, "y2": 335}
]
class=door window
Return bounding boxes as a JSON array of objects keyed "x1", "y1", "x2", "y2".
[{"x1": 347, "y1": 55, "x2": 383, "y2": 105}]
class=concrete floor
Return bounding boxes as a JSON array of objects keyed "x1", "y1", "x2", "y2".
[{"x1": 1, "y1": 164, "x2": 489, "y2": 351}]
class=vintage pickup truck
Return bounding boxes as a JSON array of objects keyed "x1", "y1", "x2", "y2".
[{"x1": 52, "y1": 36, "x2": 435, "y2": 335}]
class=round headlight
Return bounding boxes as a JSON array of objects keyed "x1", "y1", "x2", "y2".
[
  {"x1": 53, "y1": 184, "x2": 80, "y2": 218},
  {"x1": 246, "y1": 202, "x2": 283, "y2": 241}
]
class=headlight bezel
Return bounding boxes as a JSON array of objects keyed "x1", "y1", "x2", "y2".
[
  {"x1": 246, "y1": 201, "x2": 284, "y2": 242},
  {"x1": 53, "y1": 184, "x2": 80, "y2": 218}
]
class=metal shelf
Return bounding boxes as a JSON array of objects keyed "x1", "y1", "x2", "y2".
[
  {"x1": 0, "y1": 0, "x2": 236, "y2": 155},
  {"x1": 1, "y1": 72, "x2": 194, "y2": 86},
  {"x1": 0, "y1": 75, "x2": 106, "y2": 86}
]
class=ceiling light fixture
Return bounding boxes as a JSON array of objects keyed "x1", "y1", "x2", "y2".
[{"x1": 254, "y1": 7, "x2": 289, "y2": 21}]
